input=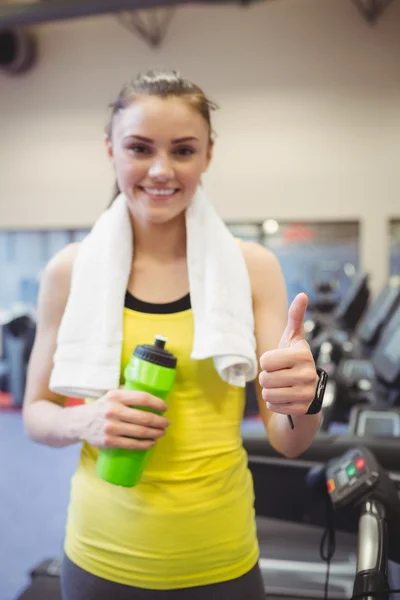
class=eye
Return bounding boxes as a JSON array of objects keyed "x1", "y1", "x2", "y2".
[
  {"x1": 174, "y1": 146, "x2": 195, "y2": 157},
  {"x1": 128, "y1": 144, "x2": 152, "y2": 155}
]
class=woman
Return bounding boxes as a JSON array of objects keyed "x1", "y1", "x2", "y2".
[{"x1": 23, "y1": 70, "x2": 322, "y2": 600}]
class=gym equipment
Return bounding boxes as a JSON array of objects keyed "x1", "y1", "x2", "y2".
[
  {"x1": 14, "y1": 559, "x2": 62, "y2": 600},
  {"x1": 356, "y1": 278, "x2": 400, "y2": 352},
  {"x1": 306, "y1": 272, "x2": 370, "y2": 353},
  {"x1": 243, "y1": 419, "x2": 400, "y2": 599},
  {"x1": 307, "y1": 261, "x2": 343, "y2": 315},
  {"x1": 329, "y1": 302, "x2": 400, "y2": 426},
  {"x1": 312, "y1": 281, "x2": 400, "y2": 431},
  {"x1": 96, "y1": 335, "x2": 177, "y2": 487},
  {"x1": 309, "y1": 445, "x2": 400, "y2": 599},
  {"x1": 0, "y1": 309, "x2": 36, "y2": 408},
  {"x1": 348, "y1": 406, "x2": 400, "y2": 439},
  {"x1": 315, "y1": 279, "x2": 400, "y2": 373}
]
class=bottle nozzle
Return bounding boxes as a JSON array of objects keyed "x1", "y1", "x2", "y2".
[{"x1": 154, "y1": 335, "x2": 168, "y2": 349}]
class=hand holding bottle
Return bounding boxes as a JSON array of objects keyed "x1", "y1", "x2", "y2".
[{"x1": 80, "y1": 389, "x2": 170, "y2": 450}]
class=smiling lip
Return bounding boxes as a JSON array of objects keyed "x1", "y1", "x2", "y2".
[{"x1": 139, "y1": 186, "x2": 179, "y2": 200}]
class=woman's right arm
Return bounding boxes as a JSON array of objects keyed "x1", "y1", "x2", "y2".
[
  {"x1": 23, "y1": 244, "x2": 170, "y2": 449},
  {"x1": 22, "y1": 243, "x2": 89, "y2": 448}
]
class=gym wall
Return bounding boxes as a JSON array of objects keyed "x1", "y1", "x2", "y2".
[{"x1": 0, "y1": 0, "x2": 399, "y2": 294}]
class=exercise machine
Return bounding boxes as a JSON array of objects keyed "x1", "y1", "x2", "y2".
[
  {"x1": 306, "y1": 272, "x2": 370, "y2": 349},
  {"x1": 243, "y1": 416, "x2": 400, "y2": 599},
  {"x1": 315, "y1": 278, "x2": 400, "y2": 374},
  {"x1": 329, "y1": 302, "x2": 400, "y2": 426},
  {"x1": 315, "y1": 291, "x2": 400, "y2": 431},
  {"x1": 308, "y1": 445, "x2": 400, "y2": 599},
  {"x1": 0, "y1": 308, "x2": 36, "y2": 408},
  {"x1": 356, "y1": 278, "x2": 400, "y2": 354},
  {"x1": 307, "y1": 260, "x2": 343, "y2": 315}
]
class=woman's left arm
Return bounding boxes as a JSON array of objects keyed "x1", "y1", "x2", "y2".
[{"x1": 241, "y1": 241, "x2": 321, "y2": 459}]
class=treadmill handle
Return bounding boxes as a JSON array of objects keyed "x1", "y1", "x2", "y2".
[{"x1": 352, "y1": 499, "x2": 390, "y2": 600}]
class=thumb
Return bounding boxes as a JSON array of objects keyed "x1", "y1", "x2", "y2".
[{"x1": 280, "y1": 292, "x2": 308, "y2": 348}]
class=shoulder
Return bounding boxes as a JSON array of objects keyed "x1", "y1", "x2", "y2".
[
  {"x1": 240, "y1": 241, "x2": 284, "y2": 285},
  {"x1": 240, "y1": 241, "x2": 288, "y2": 310},
  {"x1": 37, "y1": 243, "x2": 81, "y2": 319},
  {"x1": 43, "y1": 242, "x2": 81, "y2": 287},
  {"x1": 240, "y1": 244, "x2": 288, "y2": 351}
]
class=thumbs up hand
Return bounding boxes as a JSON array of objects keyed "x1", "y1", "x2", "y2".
[{"x1": 258, "y1": 293, "x2": 319, "y2": 417}]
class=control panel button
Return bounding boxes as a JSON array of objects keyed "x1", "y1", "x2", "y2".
[
  {"x1": 346, "y1": 464, "x2": 357, "y2": 478},
  {"x1": 327, "y1": 479, "x2": 335, "y2": 493},
  {"x1": 337, "y1": 470, "x2": 348, "y2": 487},
  {"x1": 355, "y1": 457, "x2": 365, "y2": 470}
]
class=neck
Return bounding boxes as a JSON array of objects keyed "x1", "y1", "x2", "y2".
[{"x1": 130, "y1": 212, "x2": 187, "y2": 262}]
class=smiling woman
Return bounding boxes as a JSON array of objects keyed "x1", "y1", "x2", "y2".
[{"x1": 22, "y1": 69, "x2": 321, "y2": 600}]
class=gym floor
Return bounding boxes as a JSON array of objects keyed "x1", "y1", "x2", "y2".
[{"x1": 0, "y1": 411, "x2": 80, "y2": 600}]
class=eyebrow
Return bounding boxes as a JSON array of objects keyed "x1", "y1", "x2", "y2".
[{"x1": 124, "y1": 135, "x2": 200, "y2": 144}]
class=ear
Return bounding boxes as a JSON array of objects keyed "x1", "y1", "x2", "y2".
[
  {"x1": 203, "y1": 140, "x2": 214, "y2": 173},
  {"x1": 104, "y1": 135, "x2": 114, "y2": 165}
]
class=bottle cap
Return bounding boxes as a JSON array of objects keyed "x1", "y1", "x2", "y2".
[{"x1": 133, "y1": 335, "x2": 177, "y2": 369}]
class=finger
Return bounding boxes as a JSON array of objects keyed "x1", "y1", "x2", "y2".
[
  {"x1": 258, "y1": 369, "x2": 293, "y2": 389},
  {"x1": 262, "y1": 387, "x2": 298, "y2": 405},
  {"x1": 104, "y1": 436, "x2": 157, "y2": 451},
  {"x1": 260, "y1": 348, "x2": 297, "y2": 372},
  {"x1": 279, "y1": 292, "x2": 308, "y2": 348},
  {"x1": 105, "y1": 420, "x2": 166, "y2": 441},
  {"x1": 259, "y1": 364, "x2": 318, "y2": 390},
  {"x1": 262, "y1": 385, "x2": 315, "y2": 406},
  {"x1": 108, "y1": 390, "x2": 168, "y2": 414},
  {"x1": 108, "y1": 403, "x2": 170, "y2": 429}
]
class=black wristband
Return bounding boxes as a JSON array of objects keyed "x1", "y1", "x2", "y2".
[{"x1": 306, "y1": 368, "x2": 328, "y2": 415}]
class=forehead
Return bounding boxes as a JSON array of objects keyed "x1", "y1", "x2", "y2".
[{"x1": 113, "y1": 95, "x2": 208, "y2": 140}]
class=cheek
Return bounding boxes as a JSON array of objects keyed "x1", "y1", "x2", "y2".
[
  {"x1": 116, "y1": 157, "x2": 147, "y2": 184},
  {"x1": 176, "y1": 159, "x2": 205, "y2": 186}
]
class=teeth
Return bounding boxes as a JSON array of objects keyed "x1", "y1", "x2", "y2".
[{"x1": 143, "y1": 188, "x2": 176, "y2": 196}]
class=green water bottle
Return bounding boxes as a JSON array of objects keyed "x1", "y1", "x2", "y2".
[{"x1": 96, "y1": 335, "x2": 177, "y2": 487}]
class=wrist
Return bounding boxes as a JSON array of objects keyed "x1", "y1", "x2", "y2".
[
  {"x1": 290, "y1": 411, "x2": 322, "y2": 427},
  {"x1": 65, "y1": 402, "x2": 90, "y2": 444}
]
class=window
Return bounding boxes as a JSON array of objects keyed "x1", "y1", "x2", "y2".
[
  {"x1": 226, "y1": 220, "x2": 360, "y2": 306},
  {"x1": 1, "y1": 220, "x2": 361, "y2": 313},
  {"x1": 0, "y1": 229, "x2": 90, "y2": 311}
]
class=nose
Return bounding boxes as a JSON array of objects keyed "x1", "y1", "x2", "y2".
[{"x1": 148, "y1": 153, "x2": 174, "y2": 181}]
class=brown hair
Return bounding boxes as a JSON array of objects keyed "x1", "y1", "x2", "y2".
[{"x1": 106, "y1": 69, "x2": 218, "y2": 204}]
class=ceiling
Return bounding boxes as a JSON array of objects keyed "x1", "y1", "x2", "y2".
[{"x1": 0, "y1": 0, "x2": 395, "y2": 30}]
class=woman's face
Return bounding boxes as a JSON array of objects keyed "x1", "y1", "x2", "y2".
[{"x1": 106, "y1": 95, "x2": 213, "y2": 225}]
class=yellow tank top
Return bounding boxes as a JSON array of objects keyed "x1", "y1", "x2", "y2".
[{"x1": 64, "y1": 297, "x2": 259, "y2": 590}]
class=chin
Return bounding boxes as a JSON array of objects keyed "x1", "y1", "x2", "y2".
[{"x1": 139, "y1": 205, "x2": 187, "y2": 226}]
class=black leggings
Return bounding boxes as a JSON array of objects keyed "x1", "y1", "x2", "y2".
[{"x1": 61, "y1": 553, "x2": 266, "y2": 600}]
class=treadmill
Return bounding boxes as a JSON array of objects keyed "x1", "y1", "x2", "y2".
[
  {"x1": 356, "y1": 278, "x2": 400, "y2": 356},
  {"x1": 318, "y1": 286, "x2": 400, "y2": 431},
  {"x1": 330, "y1": 302, "x2": 400, "y2": 425},
  {"x1": 243, "y1": 421, "x2": 400, "y2": 599},
  {"x1": 307, "y1": 272, "x2": 370, "y2": 353}
]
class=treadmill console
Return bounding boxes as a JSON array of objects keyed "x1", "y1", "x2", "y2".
[{"x1": 326, "y1": 447, "x2": 379, "y2": 509}]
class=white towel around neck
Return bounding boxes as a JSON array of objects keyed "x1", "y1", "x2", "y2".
[{"x1": 49, "y1": 187, "x2": 257, "y2": 399}]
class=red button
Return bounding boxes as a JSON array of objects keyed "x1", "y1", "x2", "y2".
[
  {"x1": 356, "y1": 457, "x2": 365, "y2": 470},
  {"x1": 327, "y1": 479, "x2": 335, "y2": 493}
]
